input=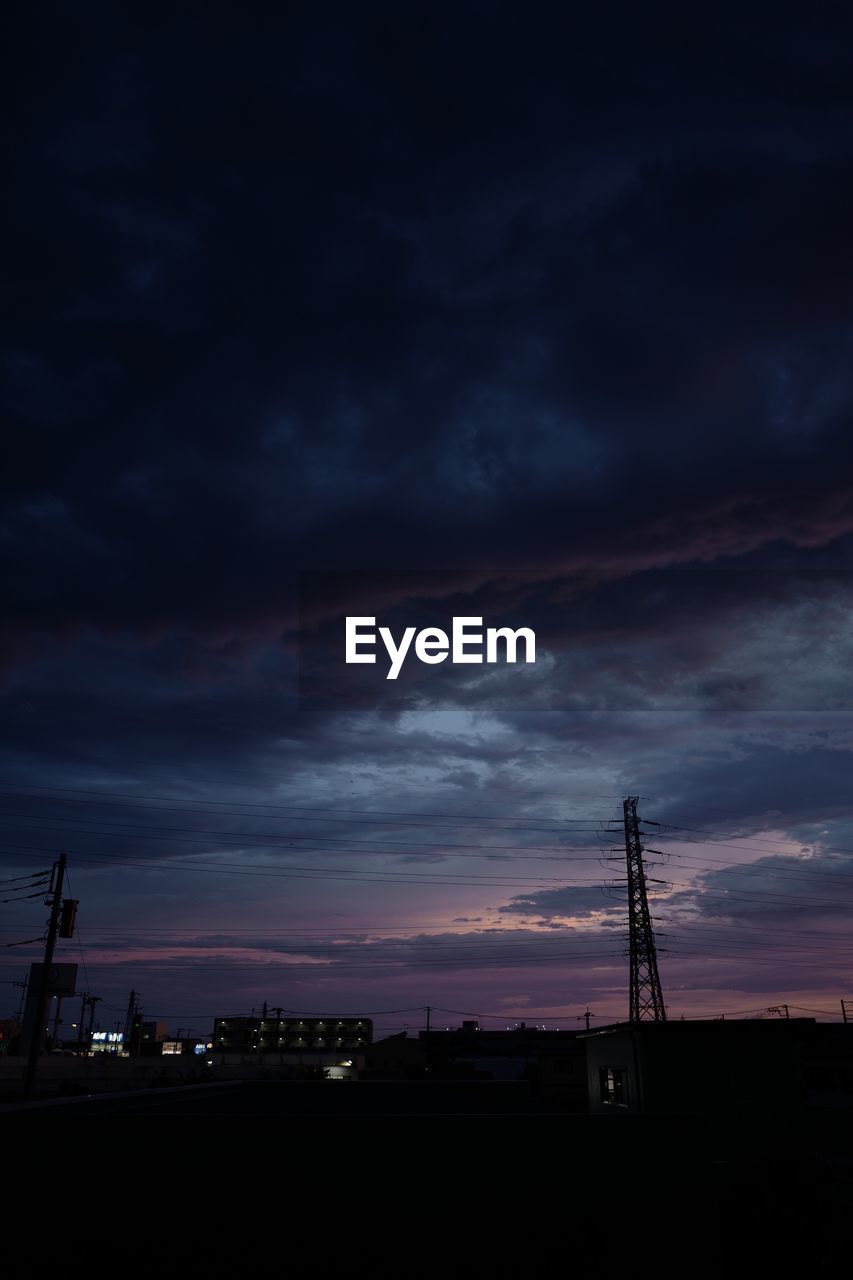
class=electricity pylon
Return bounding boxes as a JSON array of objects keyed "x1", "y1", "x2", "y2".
[{"x1": 623, "y1": 796, "x2": 666, "y2": 1022}]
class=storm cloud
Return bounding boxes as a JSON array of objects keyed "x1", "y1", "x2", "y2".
[{"x1": 5, "y1": 4, "x2": 853, "y2": 1027}]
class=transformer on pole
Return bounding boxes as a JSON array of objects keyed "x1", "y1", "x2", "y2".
[{"x1": 623, "y1": 796, "x2": 666, "y2": 1022}]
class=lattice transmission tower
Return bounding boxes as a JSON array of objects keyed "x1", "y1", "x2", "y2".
[{"x1": 622, "y1": 795, "x2": 666, "y2": 1022}]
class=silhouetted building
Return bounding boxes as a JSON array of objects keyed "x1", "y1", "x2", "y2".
[
  {"x1": 420, "y1": 1026, "x2": 587, "y2": 1105},
  {"x1": 802, "y1": 1023, "x2": 853, "y2": 1107},
  {"x1": 584, "y1": 1018, "x2": 853, "y2": 1132},
  {"x1": 139, "y1": 1020, "x2": 169, "y2": 1043},
  {"x1": 213, "y1": 1015, "x2": 372, "y2": 1053},
  {"x1": 365, "y1": 1032, "x2": 429, "y2": 1078}
]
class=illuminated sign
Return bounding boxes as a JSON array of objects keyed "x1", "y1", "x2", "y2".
[{"x1": 91, "y1": 1030, "x2": 124, "y2": 1053}]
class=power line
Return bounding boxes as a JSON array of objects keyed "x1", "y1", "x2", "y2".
[
  {"x1": 623, "y1": 841, "x2": 853, "y2": 884},
  {"x1": 0, "y1": 869, "x2": 51, "y2": 885},
  {"x1": 659, "y1": 821, "x2": 853, "y2": 858},
  {"x1": 655, "y1": 848, "x2": 853, "y2": 884},
  {"x1": 0, "y1": 781, "x2": 617, "y2": 825},
  {"x1": 663, "y1": 946, "x2": 850, "y2": 972},
  {"x1": 0, "y1": 842, "x2": 603, "y2": 888},
  {"x1": 1, "y1": 931, "x2": 844, "y2": 966},
  {"x1": 12, "y1": 804, "x2": 853, "y2": 877},
  {"x1": 3, "y1": 921, "x2": 848, "y2": 962},
  {"x1": 0, "y1": 812, "x2": 608, "y2": 853},
  {"x1": 0, "y1": 915, "x2": 850, "y2": 942},
  {"x1": 661, "y1": 928, "x2": 853, "y2": 955},
  {"x1": 0, "y1": 889, "x2": 50, "y2": 904},
  {"x1": 38, "y1": 949, "x2": 625, "y2": 972},
  {"x1": 9, "y1": 810, "x2": 853, "y2": 882},
  {"x1": 642, "y1": 873, "x2": 853, "y2": 909},
  {"x1": 37, "y1": 935, "x2": 622, "y2": 953},
  {"x1": 3, "y1": 837, "x2": 852, "y2": 909},
  {"x1": 0, "y1": 799, "x2": 608, "y2": 833}
]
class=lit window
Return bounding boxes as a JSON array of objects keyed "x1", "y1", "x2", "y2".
[{"x1": 599, "y1": 1066, "x2": 627, "y2": 1106}]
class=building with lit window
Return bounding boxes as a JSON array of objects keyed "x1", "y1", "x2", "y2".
[
  {"x1": 212, "y1": 1016, "x2": 372, "y2": 1054},
  {"x1": 584, "y1": 1017, "x2": 853, "y2": 1132}
]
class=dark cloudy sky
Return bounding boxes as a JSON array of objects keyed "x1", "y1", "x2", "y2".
[{"x1": 4, "y1": 3, "x2": 853, "y2": 1037}]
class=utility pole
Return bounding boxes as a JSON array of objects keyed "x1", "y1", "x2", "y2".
[
  {"x1": 124, "y1": 989, "x2": 137, "y2": 1041},
  {"x1": 425, "y1": 1005, "x2": 431, "y2": 1033},
  {"x1": 622, "y1": 798, "x2": 666, "y2": 1023},
  {"x1": 78, "y1": 991, "x2": 88, "y2": 1049},
  {"x1": 24, "y1": 853, "x2": 67, "y2": 1097},
  {"x1": 87, "y1": 995, "x2": 102, "y2": 1043},
  {"x1": 579, "y1": 1007, "x2": 594, "y2": 1031},
  {"x1": 13, "y1": 977, "x2": 28, "y2": 1024}
]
